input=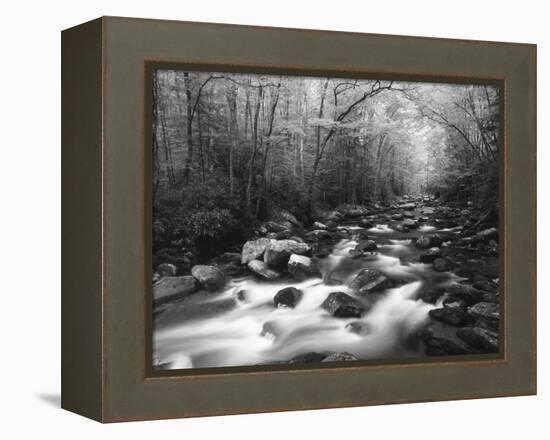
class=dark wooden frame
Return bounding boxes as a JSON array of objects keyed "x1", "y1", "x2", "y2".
[{"x1": 62, "y1": 16, "x2": 537, "y2": 422}]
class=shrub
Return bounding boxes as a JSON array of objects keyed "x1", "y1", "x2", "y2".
[
  {"x1": 155, "y1": 178, "x2": 253, "y2": 258},
  {"x1": 180, "y1": 208, "x2": 236, "y2": 240}
]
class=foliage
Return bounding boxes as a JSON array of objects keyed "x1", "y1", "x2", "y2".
[
  {"x1": 152, "y1": 70, "x2": 500, "y2": 248},
  {"x1": 181, "y1": 208, "x2": 236, "y2": 239},
  {"x1": 154, "y1": 179, "x2": 252, "y2": 257}
]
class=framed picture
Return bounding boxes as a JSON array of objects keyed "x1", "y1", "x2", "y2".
[{"x1": 62, "y1": 16, "x2": 536, "y2": 422}]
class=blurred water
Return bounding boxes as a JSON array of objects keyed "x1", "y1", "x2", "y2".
[{"x1": 153, "y1": 225, "x2": 461, "y2": 370}]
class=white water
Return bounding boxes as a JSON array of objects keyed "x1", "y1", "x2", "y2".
[
  {"x1": 368, "y1": 224, "x2": 396, "y2": 234},
  {"x1": 419, "y1": 225, "x2": 437, "y2": 232},
  {"x1": 153, "y1": 226, "x2": 461, "y2": 370}
]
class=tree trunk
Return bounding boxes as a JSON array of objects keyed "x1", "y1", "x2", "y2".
[
  {"x1": 373, "y1": 134, "x2": 387, "y2": 201},
  {"x1": 155, "y1": 74, "x2": 176, "y2": 189},
  {"x1": 300, "y1": 83, "x2": 308, "y2": 185},
  {"x1": 197, "y1": 105, "x2": 205, "y2": 184},
  {"x1": 306, "y1": 78, "x2": 329, "y2": 219},
  {"x1": 254, "y1": 82, "x2": 281, "y2": 217},
  {"x1": 246, "y1": 85, "x2": 263, "y2": 211},
  {"x1": 226, "y1": 81, "x2": 239, "y2": 198},
  {"x1": 183, "y1": 72, "x2": 194, "y2": 184},
  {"x1": 152, "y1": 72, "x2": 161, "y2": 196},
  {"x1": 255, "y1": 146, "x2": 270, "y2": 217}
]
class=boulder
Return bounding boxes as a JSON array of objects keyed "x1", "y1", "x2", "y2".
[
  {"x1": 418, "y1": 288, "x2": 446, "y2": 304},
  {"x1": 279, "y1": 210, "x2": 302, "y2": 228},
  {"x1": 322, "y1": 352, "x2": 358, "y2": 362},
  {"x1": 444, "y1": 284, "x2": 484, "y2": 306},
  {"x1": 290, "y1": 352, "x2": 327, "y2": 363},
  {"x1": 360, "y1": 218, "x2": 374, "y2": 229},
  {"x1": 288, "y1": 254, "x2": 320, "y2": 280},
  {"x1": 456, "y1": 327, "x2": 499, "y2": 353},
  {"x1": 421, "y1": 207, "x2": 435, "y2": 215},
  {"x1": 400, "y1": 202, "x2": 416, "y2": 210},
  {"x1": 265, "y1": 220, "x2": 290, "y2": 232},
  {"x1": 274, "y1": 230, "x2": 292, "y2": 240},
  {"x1": 355, "y1": 240, "x2": 378, "y2": 252},
  {"x1": 260, "y1": 320, "x2": 284, "y2": 339},
  {"x1": 472, "y1": 280, "x2": 498, "y2": 292},
  {"x1": 191, "y1": 265, "x2": 225, "y2": 291},
  {"x1": 153, "y1": 275, "x2": 198, "y2": 304},
  {"x1": 403, "y1": 211, "x2": 415, "y2": 218},
  {"x1": 433, "y1": 257, "x2": 451, "y2": 272},
  {"x1": 274, "y1": 287, "x2": 303, "y2": 308},
  {"x1": 348, "y1": 268, "x2": 393, "y2": 293},
  {"x1": 305, "y1": 229, "x2": 332, "y2": 240},
  {"x1": 345, "y1": 321, "x2": 372, "y2": 335},
  {"x1": 324, "y1": 211, "x2": 343, "y2": 222},
  {"x1": 264, "y1": 240, "x2": 311, "y2": 269},
  {"x1": 421, "y1": 322, "x2": 473, "y2": 355},
  {"x1": 392, "y1": 213, "x2": 404, "y2": 220},
  {"x1": 154, "y1": 247, "x2": 193, "y2": 270},
  {"x1": 403, "y1": 218, "x2": 419, "y2": 229},
  {"x1": 322, "y1": 292, "x2": 366, "y2": 318},
  {"x1": 394, "y1": 223, "x2": 410, "y2": 233},
  {"x1": 326, "y1": 220, "x2": 339, "y2": 231},
  {"x1": 415, "y1": 234, "x2": 443, "y2": 249},
  {"x1": 475, "y1": 227, "x2": 499, "y2": 243},
  {"x1": 289, "y1": 235, "x2": 305, "y2": 243},
  {"x1": 313, "y1": 221, "x2": 327, "y2": 230},
  {"x1": 349, "y1": 240, "x2": 378, "y2": 258},
  {"x1": 419, "y1": 247, "x2": 442, "y2": 263},
  {"x1": 313, "y1": 246, "x2": 331, "y2": 258},
  {"x1": 241, "y1": 238, "x2": 272, "y2": 264},
  {"x1": 157, "y1": 263, "x2": 177, "y2": 277},
  {"x1": 429, "y1": 306, "x2": 469, "y2": 326},
  {"x1": 236, "y1": 289, "x2": 249, "y2": 302},
  {"x1": 468, "y1": 302, "x2": 499, "y2": 331},
  {"x1": 213, "y1": 252, "x2": 244, "y2": 276},
  {"x1": 343, "y1": 206, "x2": 369, "y2": 218},
  {"x1": 247, "y1": 260, "x2": 280, "y2": 280}
]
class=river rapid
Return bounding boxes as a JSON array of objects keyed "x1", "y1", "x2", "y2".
[{"x1": 152, "y1": 218, "x2": 480, "y2": 370}]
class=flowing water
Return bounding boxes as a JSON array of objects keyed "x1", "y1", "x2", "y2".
[{"x1": 153, "y1": 222, "x2": 473, "y2": 370}]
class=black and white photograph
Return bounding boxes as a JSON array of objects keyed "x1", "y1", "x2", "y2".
[
  {"x1": 0, "y1": 0, "x2": 543, "y2": 432},
  {"x1": 151, "y1": 69, "x2": 501, "y2": 370}
]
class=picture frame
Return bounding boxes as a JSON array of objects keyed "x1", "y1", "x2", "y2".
[{"x1": 61, "y1": 16, "x2": 536, "y2": 422}]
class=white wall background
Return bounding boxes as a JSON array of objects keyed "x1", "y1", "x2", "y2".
[{"x1": 0, "y1": 0, "x2": 546, "y2": 437}]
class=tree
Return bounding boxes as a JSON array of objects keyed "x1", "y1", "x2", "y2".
[
  {"x1": 152, "y1": 68, "x2": 500, "y2": 245},
  {"x1": 225, "y1": 80, "x2": 239, "y2": 197}
]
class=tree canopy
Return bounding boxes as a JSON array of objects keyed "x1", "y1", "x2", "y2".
[{"x1": 152, "y1": 70, "x2": 499, "y2": 255}]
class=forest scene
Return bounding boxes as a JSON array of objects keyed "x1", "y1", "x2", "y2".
[{"x1": 151, "y1": 69, "x2": 501, "y2": 370}]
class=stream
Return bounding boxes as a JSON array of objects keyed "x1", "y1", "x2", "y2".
[{"x1": 152, "y1": 207, "x2": 496, "y2": 370}]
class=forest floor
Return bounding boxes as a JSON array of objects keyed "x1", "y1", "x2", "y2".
[{"x1": 152, "y1": 196, "x2": 500, "y2": 370}]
